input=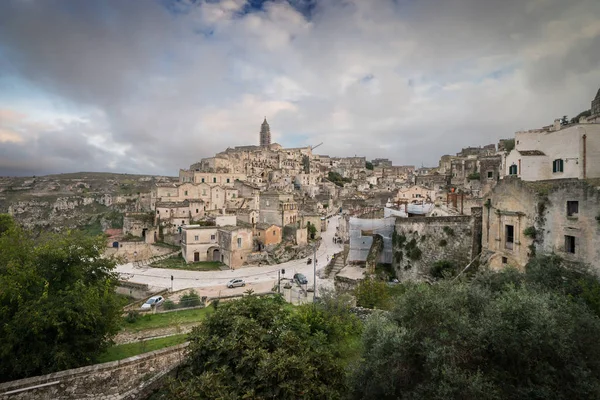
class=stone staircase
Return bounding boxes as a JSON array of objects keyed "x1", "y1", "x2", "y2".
[
  {"x1": 322, "y1": 245, "x2": 349, "y2": 279},
  {"x1": 133, "y1": 250, "x2": 181, "y2": 268}
]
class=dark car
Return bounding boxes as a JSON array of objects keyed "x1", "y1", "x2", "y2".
[{"x1": 293, "y1": 273, "x2": 308, "y2": 285}]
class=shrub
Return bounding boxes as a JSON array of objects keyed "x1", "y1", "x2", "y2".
[
  {"x1": 430, "y1": 260, "x2": 455, "y2": 280},
  {"x1": 163, "y1": 300, "x2": 177, "y2": 310},
  {"x1": 523, "y1": 226, "x2": 537, "y2": 238},
  {"x1": 211, "y1": 299, "x2": 220, "y2": 310},
  {"x1": 408, "y1": 247, "x2": 422, "y2": 261},
  {"x1": 125, "y1": 310, "x2": 140, "y2": 324},
  {"x1": 179, "y1": 290, "x2": 202, "y2": 308},
  {"x1": 439, "y1": 239, "x2": 448, "y2": 247}
]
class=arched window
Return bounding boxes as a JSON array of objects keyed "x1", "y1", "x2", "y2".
[
  {"x1": 509, "y1": 164, "x2": 518, "y2": 175},
  {"x1": 552, "y1": 159, "x2": 564, "y2": 173}
]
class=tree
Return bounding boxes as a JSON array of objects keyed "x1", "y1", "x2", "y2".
[
  {"x1": 307, "y1": 221, "x2": 317, "y2": 239},
  {"x1": 354, "y1": 276, "x2": 391, "y2": 309},
  {"x1": 365, "y1": 161, "x2": 374, "y2": 170},
  {"x1": 350, "y1": 280, "x2": 600, "y2": 400},
  {"x1": 167, "y1": 295, "x2": 349, "y2": 399},
  {"x1": 0, "y1": 220, "x2": 123, "y2": 381}
]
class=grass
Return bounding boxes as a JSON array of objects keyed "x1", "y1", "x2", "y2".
[
  {"x1": 122, "y1": 307, "x2": 214, "y2": 332},
  {"x1": 97, "y1": 334, "x2": 188, "y2": 363},
  {"x1": 150, "y1": 255, "x2": 224, "y2": 271}
]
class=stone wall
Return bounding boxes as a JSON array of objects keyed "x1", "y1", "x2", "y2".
[
  {"x1": 0, "y1": 343, "x2": 188, "y2": 400},
  {"x1": 392, "y1": 213, "x2": 480, "y2": 281}
]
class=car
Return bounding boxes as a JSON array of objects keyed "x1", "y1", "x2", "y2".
[
  {"x1": 141, "y1": 295, "x2": 164, "y2": 310},
  {"x1": 227, "y1": 278, "x2": 246, "y2": 288},
  {"x1": 293, "y1": 273, "x2": 308, "y2": 285}
]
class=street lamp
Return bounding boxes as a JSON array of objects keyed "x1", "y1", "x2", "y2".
[
  {"x1": 312, "y1": 243, "x2": 317, "y2": 302},
  {"x1": 133, "y1": 251, "x2": 137, "y2": 266}
]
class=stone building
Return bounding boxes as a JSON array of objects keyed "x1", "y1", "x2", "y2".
[
  {"x1": 254, "y1": 223, "x2": 282, "y2": 248},
  {"x1": 592, "y1": 88, "x2": 600, "y2": 116},
  {"x1": 217, "y1": 226, "x2": 254, "y2": 269},
  {"x1": 504, "y1": 122, "x2": 600, "y2": 181},
  {"x1": 299, "y1": 211, "x2": 322, "y2": 239},
  {"x1": 482, "y1": 177, "x2": 600, "y2": 272},
  {"x1": 181, "y1": 226, "x2": 220, "y2": 263},
  {"x1": 259, "y1": 191, "x2": 299, "y2": 226},
  {"x1": 415, "y1": 173, "x2": 451, "y2": 191},
  {"x1": 394, "y1": 185, "x2": 435, "y2": 202},
  {"x1": 260, "y1": 117, "x2": 271, "y2": 147}
]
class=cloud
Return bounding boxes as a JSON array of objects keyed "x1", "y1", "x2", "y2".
[{"x1": 0, "y1": 0, "x2": 599, "y2": 176}]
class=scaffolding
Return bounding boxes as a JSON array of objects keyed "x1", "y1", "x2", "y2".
[{"x1": 348, "y1": 216, "x2": 395, "y2": 264}]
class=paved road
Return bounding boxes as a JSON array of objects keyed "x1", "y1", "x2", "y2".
[{"x1": 117, "y1": 216, "x2": 344, "y2": 294}]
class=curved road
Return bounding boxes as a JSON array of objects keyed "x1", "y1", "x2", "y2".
[{"x1": 116, "y1": 216, "x2": 344, "y2": 293}]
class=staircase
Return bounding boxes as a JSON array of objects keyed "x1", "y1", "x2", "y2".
[{"x1": 322, "y1": 245, "x2": 349, "y2": 279}]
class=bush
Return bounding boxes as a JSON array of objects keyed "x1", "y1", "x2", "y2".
[
  {"x1": 430, "y1": 260, "x2": 455, "y2": 280},
  {"x1": 179, "y1": 290, "x2": 202, "y2": 308},
  {"x1": 443, "y1": 226, "x2": 455, "y2": 236},
  {"x1": 439, "y1": 239, "x2": 448, "y2": 247},
  {"x1": 125, "y1": 310, "x2": 140, "y2": 324},
  {"x1": 211, "y1": 299, "x2": 220, "y2": 310},
  {"x1": 163, "y1": 300, "x2": 177, "y2": 310},
  {"x1": 350, "y1": 280, "x2": 600, "y2": 399},
  {"x1": 523, "y1": 226, "x2": 537, "y2": 238},
  {"x1": 408, "y1": 247, "x2": 422, "y2": 261},
  {"x1": 354, "y1": 277, "x2": 391, "y2": 310}
]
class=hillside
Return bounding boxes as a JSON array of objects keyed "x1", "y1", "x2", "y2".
[{"x1": 0, "y1": 172, "x2": 177, "y2": 234}]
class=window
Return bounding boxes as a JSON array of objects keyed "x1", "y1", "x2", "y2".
[
  {"x1": 181, "y1": 220, "x2": 184, "y2": 224},
  {"x1": 201, "y1": 178, "x2": 205, "y2": 183},
  {"x1": 210, "y1": 234, "x2": 215, "y2": 241},
  {"x1": 505, "y1": 224, "x2": 514, "y2": 250},
  {"x1": 509, "y1": 164, "x2": 518, "y2": 175},
  {"x1": 213, "y1": 177, "x2": 217, "y2": 183},
  {"x1": 487, "y1": 171, "x2": 493, "y2": 179},
  {"x1": 194, "y1": 235, "x2": 199, "y2": 241},
  {"x1": 552, "y1": 159, "x2": 564, "y2": 173},
  {"x1": 273, "y1": 230, "x2": 276, "y2": 236},
  {"x1": 237, "y1": 238, "x2": 242, "y2": 248},
  {"x1": 184, "y1": 190, "x2": 188, "y2": 195},
  {"x1": 565, "y1": 235, "x2": 576, "y2": 254},
  {"x1": 227, "y1": 178, "x2": 230, "y2": 183},
  {"x1": 502, "y1": 257, "x2": 507, "y2": 264},
  {"x1": 196, "y1": 209, "x2": 198, "y2": 213},
  {"x1": 156, "y1": 210, "x2": 159, "y2": 214},
  {"x1": 567, "y1": 201, "x2": 579, "y2": 217}
]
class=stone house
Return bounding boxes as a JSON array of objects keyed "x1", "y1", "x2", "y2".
[
  {"x1": 300, "y1": 211, "x2": 322, "y2": 239},
  {"x1": 503, "y1": 120, "x2": 600, "y2": 181},
  {"x1": 235, "y1": 208, "x2": 259, "y2": 225},
  {"x1": 254, "y1": 223, "x2": 282, "y2": 248},
  {"x1": 259, "y1": 191, "x2": 299, "y2": 226},
  {"x1": 395, "y1": 185, "x2": 435, "y2": 202},
  {"x1": 482, "y1": 177, "x2": 600, "y2": 272},
  {"x1": 217, "y1": 226, "x2": 254, "y2": 269},
  {"x1": 181, "y1": 226, "x2": 220, "y2": 263},
  {"x1": 155, "y1": 200, "x2": 205, "y2": 233},
  {"x1": 415, "y1": 173, "x2": 451, "y2": 191}
]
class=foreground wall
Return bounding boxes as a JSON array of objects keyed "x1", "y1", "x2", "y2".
[
  {"x1": 392, "y1": 209, "x2": 482, "y2": 281},
  {"x1": 0, "y1": 344, "x2": 188, "y2": 400}
]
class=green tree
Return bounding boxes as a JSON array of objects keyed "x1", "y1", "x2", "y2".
[
  {"x1": 365, "y1": 161, "x2": 374, "y2": 170},
  {"x1": 167, "y1": 295, "x2": 348, "y2": 399},
  {"x1": 307, "y1": 221, "x2": 317, "y2": 239},
  {"x1": 354, "y1": 276, "x2": 391, "y2": 309},
  {"x1": 350, "y1": 280, "x2": 600, "y2": 400},
  {"x1": 0, "y1": 221, "x2": 123, "y2": 381}
]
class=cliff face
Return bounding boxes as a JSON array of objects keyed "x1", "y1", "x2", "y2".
[{"x1": 0, "y1": 172, "x2": 177, "y2": 233}]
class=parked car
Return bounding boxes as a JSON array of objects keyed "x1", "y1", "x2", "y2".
[
  {"x1": 293, "y1": 273, "x2": 308, "y2": 285},
  {"x1": 227, "y1": 278, "x2": 246, "y2": 288},
  {"x1": 141, "y1": 295, "x2": 164, "y2": 310}
]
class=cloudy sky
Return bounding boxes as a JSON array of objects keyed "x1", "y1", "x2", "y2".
[{"x1": 1, "y1": 0, "x2": 599, "y2": 176}]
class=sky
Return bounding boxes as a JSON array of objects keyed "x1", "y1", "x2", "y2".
[{"x1": 0, "y1": 0, "x2": 599, "y2": 177}]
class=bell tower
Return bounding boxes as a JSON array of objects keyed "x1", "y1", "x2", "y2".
[{"x1": 260, "y1": 117, "x2": 271, "y2": 147}]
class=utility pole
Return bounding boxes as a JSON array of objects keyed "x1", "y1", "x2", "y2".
[
  {"x1": 278, "y1": 269, "x2": 281, "y2": 294},
  {"x1": 171, "y1": 275, "x2": 173, "y2": 293},
  {"x1": 313, "y1": 243, "x2": 317, "y2": 302}
]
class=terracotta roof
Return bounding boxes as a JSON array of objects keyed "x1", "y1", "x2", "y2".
[{"x1": 518, "y1": 150, "x2": 546, "y2": 156}]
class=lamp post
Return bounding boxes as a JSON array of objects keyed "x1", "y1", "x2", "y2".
[{"x1": 133, "y1": 251, "x2": 137, "y2": 267}]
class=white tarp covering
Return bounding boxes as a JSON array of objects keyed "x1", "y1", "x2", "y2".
[
  {"x1": 407, "y1": 203, "x2": 435, "y2": 215},
  {"x1": 384, "y1": 207, "x2": 408, "y2": 218},
  {"x1": 348, "y1": 216, "x2": 396, "y2": 263}
]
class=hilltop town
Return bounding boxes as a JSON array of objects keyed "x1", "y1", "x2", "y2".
[{"x1": 2, "y1": 88, "x2": 600, "y2": 399}]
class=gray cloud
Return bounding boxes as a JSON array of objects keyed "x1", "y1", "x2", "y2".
[{"x1": 0, "y1": 0, "x2": 599, "y2": 176}]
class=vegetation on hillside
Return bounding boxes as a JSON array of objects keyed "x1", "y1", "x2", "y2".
[
  {"x1": 0, "y1": 214, "x2": 123, "y2": 382},
  {"x1": 328, "y1": 171, "x2": 353, "y2": 187}
]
